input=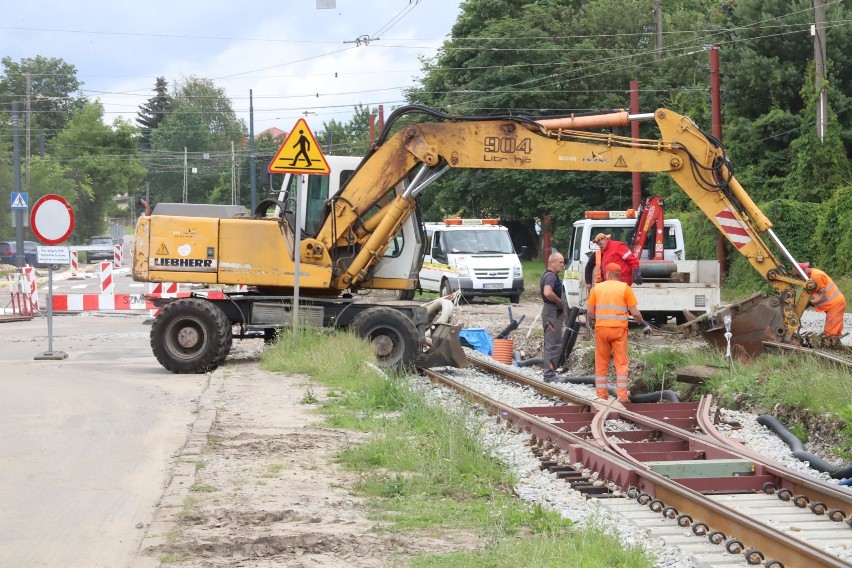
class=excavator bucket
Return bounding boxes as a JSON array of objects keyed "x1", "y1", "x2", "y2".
[
  {"x1": 420, "y1": 323, "x2": 469, "y2": 368},
  {"x1": 678, "y1": 293, "x2": 790, "y2": 357}
]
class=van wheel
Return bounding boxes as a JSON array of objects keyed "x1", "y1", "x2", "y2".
[
  {"x1": 509, "y1": 294, "x2": 520, "y2": 304},
  {"x1": 440, "y1": 279, "x2": 453, "y2": 298}
]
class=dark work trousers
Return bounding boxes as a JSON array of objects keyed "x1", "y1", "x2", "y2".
[{"x1": 541, "y1": 302, "x2": 566, "y2": 381}]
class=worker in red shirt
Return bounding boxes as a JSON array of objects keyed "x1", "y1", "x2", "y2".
[
  {"x1": 584, "y1": 233, "x2": 642, "y2": 296},
  {"x1": 587, "y1": 263, "x2": 651, "y2": 402},
  {"x1": 798, "y1": 262, "x2": 846, "y2": 344}
]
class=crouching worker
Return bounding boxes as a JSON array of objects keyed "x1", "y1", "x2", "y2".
[
  {"x1": 799, "y1": 262, "x2": 847, "y2": 344},
  {"x1": 586, "y1": 263, "x2": 651, "y2": 402}
]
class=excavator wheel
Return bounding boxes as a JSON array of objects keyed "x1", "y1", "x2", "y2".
[
  {"x1": 150, "y1": 298, "x2": 233, "y2": 374},
  {"x1": 395, "y1": 288, "x2": 416, "y2": 301},
  {"x1": 349, "y1": 306, "x2": 420, "y2": 368}
]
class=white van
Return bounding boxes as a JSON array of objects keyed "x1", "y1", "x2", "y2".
[{"x1": 419, "y1": 219, "x2": 524, "y2": 303}]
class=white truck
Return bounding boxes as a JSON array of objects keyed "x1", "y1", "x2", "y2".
[
  {"x1": 419, "y1": 219, "x2": 524, "y2": 303},
  {"x1": 563, "y1": 210, "x2": 721, "y2": 326}
]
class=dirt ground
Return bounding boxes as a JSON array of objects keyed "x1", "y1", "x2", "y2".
[{"x1": 129, "y1": 295, "x2": 719, "y2": 567}]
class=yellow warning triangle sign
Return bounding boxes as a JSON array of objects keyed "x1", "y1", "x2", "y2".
[{"x1": 268, "y1": 118, "x2": 331, "y2": 174}]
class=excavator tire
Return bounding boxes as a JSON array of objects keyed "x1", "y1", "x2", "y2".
[
  {"x1": 349, "y1": 306, "x2": 419, "y2": 368},
  {"x1": 151, "y1": 298, "x2": 233, "y2": 374}
]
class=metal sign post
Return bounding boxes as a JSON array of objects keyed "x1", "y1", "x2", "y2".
[
  {"x1": 292, "y1": 175, "x2": 302, "y2": 335},
  {"x1": 30, "y1": 194, "x2": 75, "y2": 361}
]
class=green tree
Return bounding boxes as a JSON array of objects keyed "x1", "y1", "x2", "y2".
[
  {"x1": 408, "y1": 0, "x2": 721, "y2": 246},
  {"x1": 721, "y1": 0, "x2": 852, "y2": 197},
  {"x1": 316, "y1": 104, "x2": 380, "y2": 156},
  {"x1": 136, "y1": 77, "x2": 173, "y2": 151},
  {"x1": 0, "y1": 56, "x2": 85, "y2": 139},
  {"x1": 50, "y1": 101, "x2": 146, "y2": 238},
  {"x1": 147, "y1": 76, "x2": 247, "y2": 204}
]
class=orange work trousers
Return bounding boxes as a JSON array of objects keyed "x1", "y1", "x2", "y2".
[
  {"x1": 823, "y1": 298, "x2": 847, "y2": 337},
  {"x1": 594, "y1": 326, "x2": 629, "y2": 379}
]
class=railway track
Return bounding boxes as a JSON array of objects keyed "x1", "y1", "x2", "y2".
[{"x1": 419, "y1": 357, "x2": 852, "y2": 567}]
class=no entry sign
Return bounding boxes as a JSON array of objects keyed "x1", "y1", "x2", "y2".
[{"x1": 30, "y1": 194, "x2": 75, "y2": 245}]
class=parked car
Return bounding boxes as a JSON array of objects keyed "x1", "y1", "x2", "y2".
[
  {"x1": 0, "y1": 240, "x2": 62, "y2": 270},
  {"x1": 87, "y1": 236, "x2": 115, "y2": 263}
]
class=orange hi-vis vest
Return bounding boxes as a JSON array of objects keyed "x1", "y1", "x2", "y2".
[
  {"x1": 589, "y1": 280, "x2": 638, "y2": 328},
  {"x1": 810, "y1": 268, "x2": 845, "y2": 312}
]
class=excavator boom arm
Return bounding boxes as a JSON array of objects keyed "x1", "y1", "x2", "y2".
[{"x1": 321, "y1": 107, "x2": 808, "y2": 349}]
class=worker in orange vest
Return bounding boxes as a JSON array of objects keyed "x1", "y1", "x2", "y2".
[
  {"x1": 799, "y1": 262, "x2": 847, "y2": 343},
  {"x1": 586, "y1": 263, "x2": 651, "y2": 402},
  {"x1": 584, "y1": 233, "x2": 642, "y2": 296}
]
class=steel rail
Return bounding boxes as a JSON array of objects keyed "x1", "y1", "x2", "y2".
[
  {"x1": 471, "y1": 357, "x2": 852, "y2": 511},
  {"x1": 762, "y1": 340, "x2": 852, "y2": 369},
  {"x1": 420, "y1": 361, "x2": 851, "y2": 567}
]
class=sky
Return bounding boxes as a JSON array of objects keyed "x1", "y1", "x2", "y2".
[{"x1": 0, "y1": 0, "x2": 462, "y2": 135}]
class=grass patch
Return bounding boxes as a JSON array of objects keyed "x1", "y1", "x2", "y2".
[
  {"x1": 261, "y1": 330, "x2": 654, "y2": 566},
  {"x1": 189, "y1": 483, "x2": 217, "y2": 493},
  {"x1": 411, "y1": 522, "x2": 651, "y2": 567}
]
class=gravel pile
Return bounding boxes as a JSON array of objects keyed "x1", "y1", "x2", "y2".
[{"x1": 409, "y1": 348, "x2": 852, "y2": 567}]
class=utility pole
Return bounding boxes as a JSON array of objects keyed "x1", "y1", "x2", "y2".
[
  {"x1": 653, "y1": 0, "x2": 663, "y2": 60},
  {"x1": 709, "y1": 44, "x2": 728, "y2": 277},
  {"x1": 249, "y1": 89, "x2": 257, "y2": 214},
  {"x1": 12, "y1": 102, "x2": 25, "y2": 267},
  {"x1": 231, "y1": 141, "x2": 236, "y2": 205},
  {"x1": 630, "y1": 80, "x2": 641, "y2": 209},
  {"x1": 813, "y1": 0, "x2": 827, "y2": 142},
  {"x1": 183, "y1": 147, "x2": 188, "y2": 203},
  {"x1": 25, "y1": 73, "x2": 31, "y2": 187}
]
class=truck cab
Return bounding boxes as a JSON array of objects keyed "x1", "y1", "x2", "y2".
[
  {"x1": 564, "y1": 210, "x2": 720, "y2": 325},
  {"x1": 419, "y1": 219, "x2": 524, "y2": 303}
]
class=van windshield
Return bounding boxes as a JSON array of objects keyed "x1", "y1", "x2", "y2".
[{"x1": 445, "y1": 230, "x2": 514, "y2": 254}]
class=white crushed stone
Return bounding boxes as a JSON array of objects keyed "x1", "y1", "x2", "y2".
[{"x1": 408, "y1": 347, "x2": 852, "y2": 567}]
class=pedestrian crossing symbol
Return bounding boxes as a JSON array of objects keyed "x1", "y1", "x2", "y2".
[
  {"x1": 11, "y1": 191, "x2": 28, "y2": 210},
  {"x1": 267, "y1": 119, "x2": 330, "y2": 175}
]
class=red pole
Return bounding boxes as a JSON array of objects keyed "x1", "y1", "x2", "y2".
[
  {"x1": 709, "y1": 45, "x2": 728, "y2": 277},
  {"x1": 630, "y1": 80, "x2": 641, "y2": 210},
  {"x1": 542, "y1": 213, "x2": 552, "y2": 259},
  {"x1": 710, "y1": 45, "x2": 722, "y2": 140},
  {"x1": 378, "y1": 104, "x2": 385, "y2": 135}
]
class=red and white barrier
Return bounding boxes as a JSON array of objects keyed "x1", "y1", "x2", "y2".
[
  {"x1": 51, "y1": 289, "x2": 226, "y2": 313},
  {"x1": 5, "y1": 273, "x2": 35, "y2": 317},
  {"x1": 113, "y1": 244, "x2": 122, "y2": 268},
  {"x1": 99, "y1": 261, "x2": 114, "y2": 294},
  {"x1": 147, "y1": 281, "x2": 178, "y2": 318},
  {"x1": 22, "y1": 266, "x2": 39, "y2": 310},
  {"x1": 69, "y1": 250, "x2": 79, "y2": 277},
  {"x1": 52, "y1": 293, "x2": 148, "y2": 312}
]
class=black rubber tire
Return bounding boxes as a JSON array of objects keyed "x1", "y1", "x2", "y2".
[
  {"x1": 509, "y1": 294, "x2": 520, "y2": 304},
  {"x1": 652, "y1": 313, "x2": 669, "y2": 327},
  {"x1": 440, "y1": 279, "x2": 453, "y2": 298},
  {"x1": 349, "y1": 306, "x2": 419, "y2": 368},
  {"x1": 395, "y1": 288, "x2": 416, "y2": 301},
  {"x1": 150, "y1": 298, "x2": 233, "y2": 374}
]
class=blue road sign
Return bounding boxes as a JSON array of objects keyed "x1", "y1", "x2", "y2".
[{"x1": 11, "y1": 192, "x2": 28, "y2": 210}]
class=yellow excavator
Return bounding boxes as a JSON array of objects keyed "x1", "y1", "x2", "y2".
[{"x1": 133, "y1": 105, "x2": 817, "y2": 373}]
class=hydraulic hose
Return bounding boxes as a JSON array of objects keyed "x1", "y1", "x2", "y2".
[{"x1": 756, "y1": 414, "x2": 852, "y2": 479}]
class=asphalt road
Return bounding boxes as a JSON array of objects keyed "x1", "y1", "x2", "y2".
[{"x1": 0, "y1": 313, "x2": 209, "y2": 567}]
